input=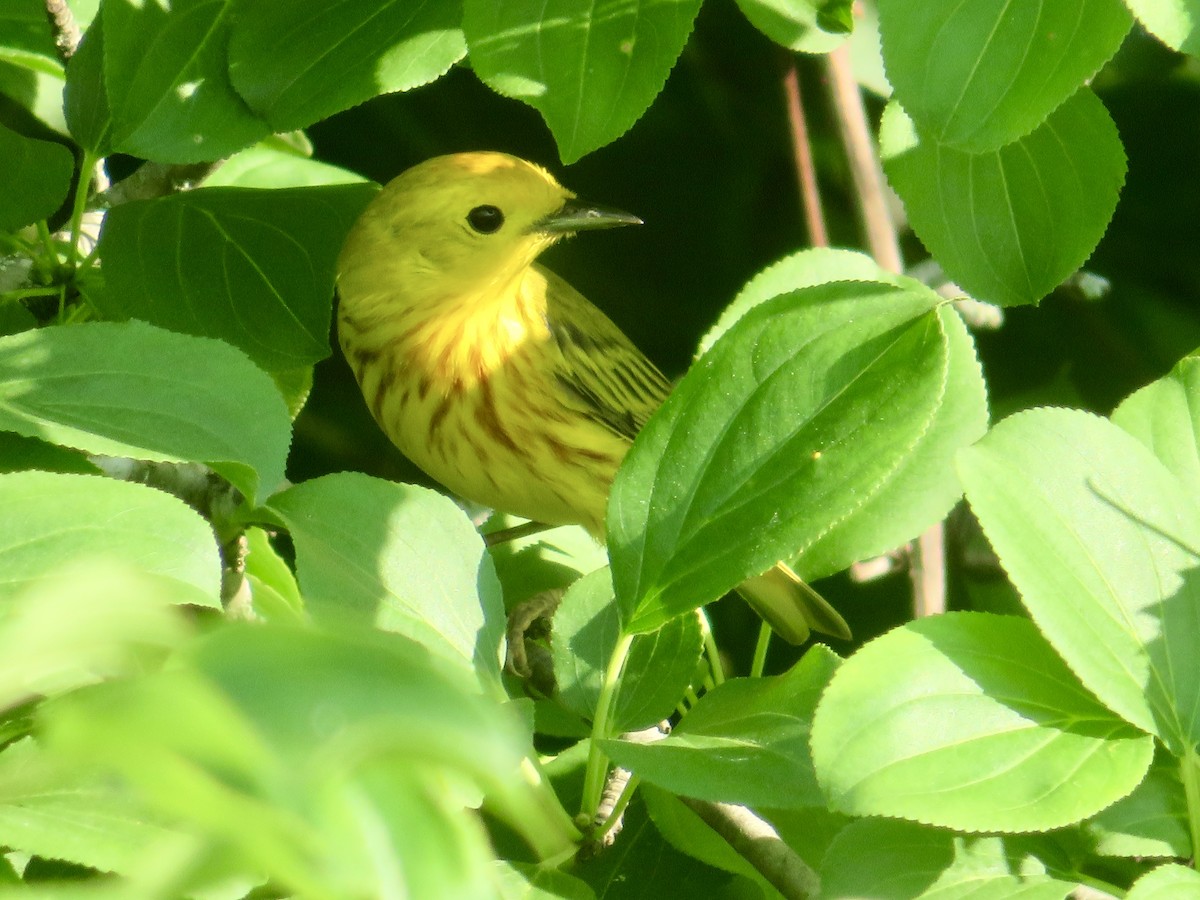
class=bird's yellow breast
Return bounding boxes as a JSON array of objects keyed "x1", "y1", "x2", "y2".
[{"x1": 338, "y1": 265, "x2": 624, "y2": 535}]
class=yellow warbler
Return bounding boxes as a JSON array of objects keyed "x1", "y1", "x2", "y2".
[{"x1": 336, "y1": 152, "x2": 849, "y2": 644}]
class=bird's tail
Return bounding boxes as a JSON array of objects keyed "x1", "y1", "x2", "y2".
[{"x1": 736, "y1": 562, "x2": 851, "y2": 645}]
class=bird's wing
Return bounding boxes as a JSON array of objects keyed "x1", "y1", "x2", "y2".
[{"x1": 541, "y1": 268, "x2": 672, "y2": 445}]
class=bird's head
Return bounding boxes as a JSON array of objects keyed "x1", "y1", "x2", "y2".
[{"x1": 338, "y1": 152, "x2": 641, "y2": 304}]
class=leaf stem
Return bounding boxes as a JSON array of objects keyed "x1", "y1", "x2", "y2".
[
  {"x1": 67, "y1": 151, "x2": 99, "y2": 269},
  {"x1": 699, "y1": 609, "x2": 725, "y2": 685},
  {"x1": 581, "y1": 632, "x2": 634, "y2": 820},
  {"x1": 750, "y1": 622, "x2": 772, "y2": 678},
  {"x1": 1181, "y1": 746, "x2": 1200, "y2": 865}
]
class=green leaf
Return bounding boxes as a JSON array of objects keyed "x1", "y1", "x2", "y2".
[
  {"x1": 486, "y1": 520, "x2": 609, "y2": 603},
  {"x1": 733, "y1": 0, "x2": 850, "y2": 53},
  {"x1": 0, "y1": 738, "x2": 179, "y2": 877},
  {"x1": 495, "y1": 861, "x2": 596, "y2": 899},
  {"x1": 0, "y1": 0, "x2": 60, "y2": 59},
  {"x1": 811, "y1": 613, "x2": 1153, "y2": 832},
  {"x1": 1124, "y1": 0, "x2": 1200, "y2": 57},
  {"x1": 822, "y1": 820, "x2": 1077, "y2": 899},
  {"x1": 243, "y1": 526, "x2": 304, "y2": 622},
  {"x1": 0, "y1": 471, "x2": 221, "y2": 614},
  {"x1": 877, "y1": 0, "x2": 1130, "y2": 151},
  {"x1": 0, "y1": 123, "x2": 73, "y2": 232},
  {"x1": 958, "y1": 408, "x2": 1200, "y2": 754},
  {"x1": 603, "y1": 645, "x2": 839, "y2": 809},
  {"x1": 205, "y1": 142, "x2": 370, "y2": 189},
  {"x1": 463, "y1": 0, "x2": 703, "y2": 164},
  {"x1": 696, "y1": 248, "x2": 920, "y2": 357},
  {"x1": 41, "y1": 623, "x2": 519, "y2": 898},
  {"x1": 96, "y1": 184, "x2": 378, "y2": 374},
  {"x1": 550, "y1": 567, "x2": 702, "y2": 732},
  {"x1": 62, "y1": 18, "x2": 112, "y2": 155},
  {"x1": 0, "y1": 321, "x2": 291, "y2": 504},
  {"x1": 1085, "y1": 762, "x2": 1189, "y2": 859},
  {"x1": 0, "y1": 557, "x2": 196, "y2": 712},
  {"x1": 881, "y1": 91, "x2": 1126, "y2": 307},
  {"x1": 0, "y1": 432, "x2": 98, "y2": 475},
  {"x1": 609, "y1": 281, "x2": 976, "y2": 633},
  {"x1": 101, "y1": 0, "x2": 270, "y2": 162},
  {"x1": 228, "y1": 0, "x2": 466, "y2": 132},
  {"x1": 1112, "y1": 355, "x2": 1200, "y2": 505},
  {"x1": 1126, "y1": 864, "x2": 1200, "y2": 900},
  {"x1": 266, "y1": 473, "x2": 506, "y2": 687}
]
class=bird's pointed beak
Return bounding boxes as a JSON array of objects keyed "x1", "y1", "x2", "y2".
[{"x1": 537, "y1": 198, "x2": 643, "y2": 234}]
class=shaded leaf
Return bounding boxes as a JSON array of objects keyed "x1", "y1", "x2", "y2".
[
  {"x1": 96, "y1": 184, "x2": 378, "y2": 373},
  {"x1": 463, "y1": 0, "x2": 703, "y2": 163},
  {"x1": 0, "y1": 123, "x2": 73, "y2": 231},
  {"x1": 878, "y1": 0, "x2": 1130, "y2": 151},
  {"x1": 228, "y1": 0, "x2": 466, "y2": 131},
  {"x1": 881, "y1": 91, "x2": 1125, "y2": 307}
]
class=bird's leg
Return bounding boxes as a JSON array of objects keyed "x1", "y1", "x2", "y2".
[{"x1": 505, "y1": 588, "x2": 564, "y2": 695}]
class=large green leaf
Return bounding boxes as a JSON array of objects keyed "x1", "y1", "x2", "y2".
[
  {"x1": 96, "y1": 184, "x2": 378, "y2": 373},
  {"x1": 267, "y1": 473, "x2": 506, "y2": 688},
  {"x1": 1126, "y1": 864, "x2": 1200, "y2": 900},
  {"x1": 959, "y1": 408, "x2": 1200, "y2": 755},
  {"x1": 463, "y1": 0, "x2": 703, "y2": 163},
  {"x1": 0, "y1": 123, "x2": 72, "y2": 232},
  {"x1": 881, "y1": 91, "x2": 1126, "y2": 307},
  {"x1": 878, "y1": 0, "x2": 1130, "y2": 151},
  {"x1": 810, "y1": 613, "x2": 1153, "y2": 831},
  {"x1": 602, "y1": 645, "x2": 839, "y2": 810},
  {"x1": 609, "y1": 281, "x2": 981, "y2": 633},
  {"x1": 102, "y1": 0, "x2": 270, "y2": 162},
  {"x1": 228, "y1": 0, "x2": 466, "y2": 131},
  {"x1": 1085, "y1": 762, "x2": 1190, "y2": 859},
  {"x1": 0, "y1": 471, "x2": 221, "y2": 614},
  {"x1": 0, "y1": 321, "x2": 291, "y2": 504}
]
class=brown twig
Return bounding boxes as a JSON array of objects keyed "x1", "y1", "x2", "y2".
[
  {"x1": 44, "y1": 0, "x2": 81, "y2": 64},
  {"x1": 821, "y1": 44, "x2": 902, "y2": 274},
  {"x1": 782, "y1": 59, "x2": 829, "y2": 248},
  {"x1": 679, "y1": 798, "x2": 820, "y2": 899},
  {"x1": 98, "y1": 161, "x2": 224, "y2": 208},
  {"x1": 821, "y1": 44, "x2": 947, "y2": 618}
]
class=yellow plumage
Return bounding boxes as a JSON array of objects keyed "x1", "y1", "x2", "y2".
[{"x1": 336, "y1": 151, "x2": 849, "y2": 643}]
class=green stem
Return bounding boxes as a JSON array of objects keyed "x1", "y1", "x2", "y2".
[
  {"x1": 67, "y1": 151, "x2": 99, "y2": 268},
  {"x1": 699, "y1": 610, "x2": 726, "y2": 685},
  {"x1": 750, "y1": 622, "x2": 772, "y2": 678},
  {"x1": 597, "y1": 773, "x2": 640, "y2": 838},
  {"x1": 0, "y1": 286, "x2": 60, "y2": 304},
  {"x1": 581, "y1": 632, "x2": 634, "y2": 820},
  {"x1": 35, "y1": 220, "x2": 59, "y2": 265},
  {"x1": 1181, "y1": 746, "x2": 1200, "y2": 865}
]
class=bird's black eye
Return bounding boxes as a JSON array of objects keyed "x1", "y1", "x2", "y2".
[{"x1": 467, "y1": 205, "x2": 504, "y2": 234}]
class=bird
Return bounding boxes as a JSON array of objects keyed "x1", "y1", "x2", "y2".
[{"x1": 335, "y1": 151, "x2": 850, "y2": 644}]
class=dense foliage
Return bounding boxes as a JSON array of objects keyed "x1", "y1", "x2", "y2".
[{"x1": 2, "y1": 0, "x2": 1200, "y2": 897}]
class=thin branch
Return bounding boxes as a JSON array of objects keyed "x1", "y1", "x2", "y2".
[
  {"x1": 44, "y1": 0, "x2": 81, "y2": 64},
  {"x1": 821, "y1": 45, "x2": 902, "y2": 274},
  {"x1": 782, "y1": 59, "x2": 828, "y2": 248},
  {"x1": 98, "y1": 161, "x2": 224, "y2": 208},
  {"x1": 679, "y1": 798, "x2": 820, "y2": 900}
]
